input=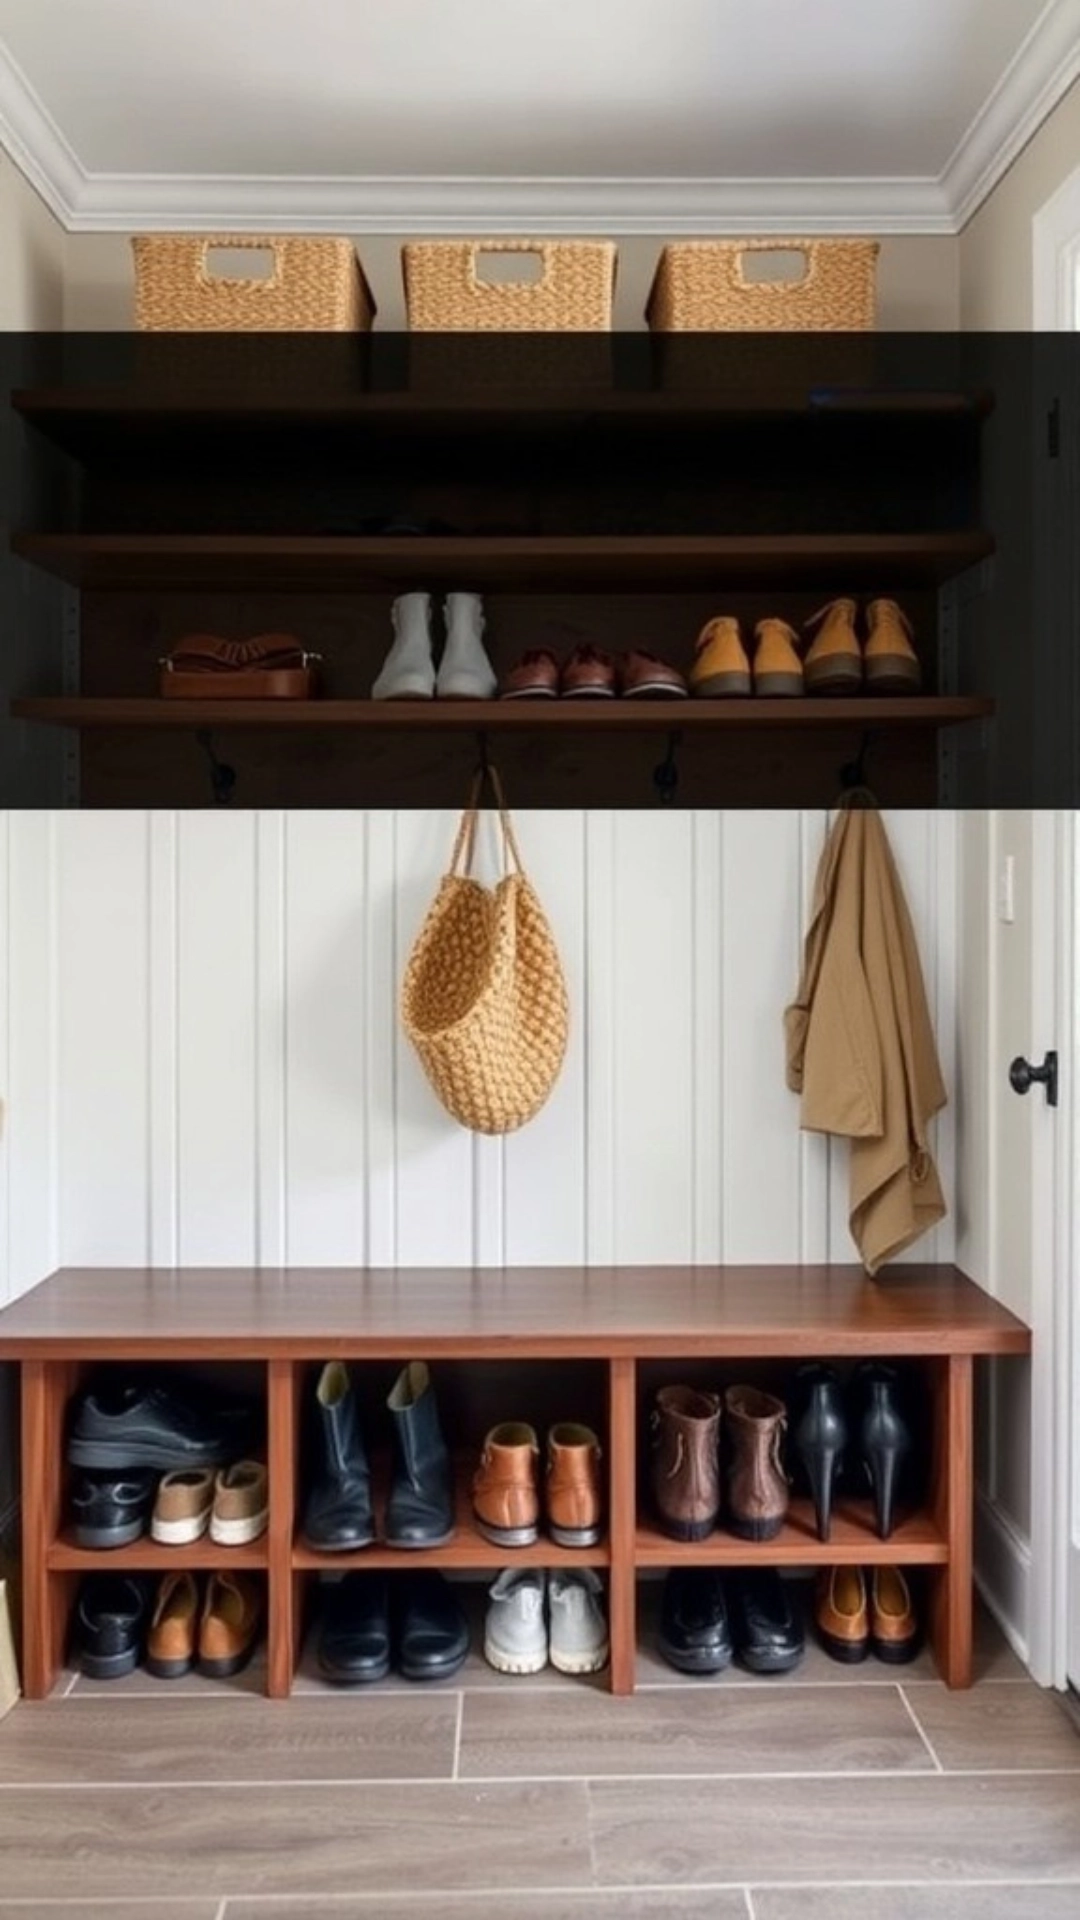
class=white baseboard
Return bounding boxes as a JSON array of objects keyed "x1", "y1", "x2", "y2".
[{"x1": 974, "y1": 1482, "x2": 1032, "y2": 1671}]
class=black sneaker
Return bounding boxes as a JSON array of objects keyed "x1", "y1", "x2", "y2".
[
  {"x1": 726, "y1": 1567, "x2": 805, "y2": 1674},
  {"x1": 70, "y1": 1472, "x2": 156, "y2": 1548},
  {"x1": 67, "y1": 1376, "x2": 255, "y2": 1471},
  {"x1": 75, "y1": 1574, "x2": 151, "y2": 1680}
]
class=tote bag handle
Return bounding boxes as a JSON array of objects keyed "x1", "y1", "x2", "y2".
[{"x1": 448, "y1": 764, "x2": 526, "y2": 879}]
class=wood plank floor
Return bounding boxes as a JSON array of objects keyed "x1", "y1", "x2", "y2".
[{"x1": 0, "y1": 1590, "x2": 1077, "y2": 1918}]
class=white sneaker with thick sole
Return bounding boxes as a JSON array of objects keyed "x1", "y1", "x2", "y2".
[
  {"x1": 436, "y1": 591, "x2": 497, "y2": 700},
  {"x1": 484, "y1": 1567, "x2": 548, "y2": 1674},
  {"x1": 548, "y1": 1568, "x2": 609, "y2": 1674},
  {"x1": 372, "y1": 591, "x2": 436, "y2": 699}
]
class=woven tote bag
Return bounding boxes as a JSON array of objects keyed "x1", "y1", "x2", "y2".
[{"x1": 401, "y1": 773, "x2": 569, "y2": 1135}]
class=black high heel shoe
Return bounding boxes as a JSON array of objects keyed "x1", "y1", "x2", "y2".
[
  {"x1": 791, "y1": 1363, "x2": 848, "y2": 1543},
  {"x1": 853, "y1": 1362, "x2": 911, "y2": 1540}
]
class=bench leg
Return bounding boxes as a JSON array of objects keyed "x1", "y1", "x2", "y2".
[
  {"x1": 608, "y1": 1356, "x2": 636, "y2": 1696},
  {"x1": 928, "y1": 1353, "x2": 974, "y2": 1688}
]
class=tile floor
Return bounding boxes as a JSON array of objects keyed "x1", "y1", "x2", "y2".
[{"x1": 0, "y1": 1584, "x2": 1078, "y2": 1918}]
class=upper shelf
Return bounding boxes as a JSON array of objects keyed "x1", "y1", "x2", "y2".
[
  {"x1": 11, "y1": 531, "x2": 995, "y2": 593},
  {"x1": 12, "y1": 384, "x2": 996, "y2": 459}
]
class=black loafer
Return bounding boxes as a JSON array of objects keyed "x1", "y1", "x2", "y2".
[
  {"x1": 657, "y1": 1567, "x2": 733, "y2": 1674},
  {"x1": 75, "y1": 1574, "x2": 150, "y2": 1679},
  {"x1": 67, "y1": 1376, "x2": 252, "y2": 1471},
  {"x1": 395, "y1": 1572, "x2": 469, "y2": 1682},
  {"x1": 70, "y1": 1472, "x2": 156, "y2": 1548},
  {"x1": 726, "y1": 1568, "x2": 805, "y2": 1673},
  {"x1": 317, "y1": 1573, "x2": 391, "y2": 1685}
]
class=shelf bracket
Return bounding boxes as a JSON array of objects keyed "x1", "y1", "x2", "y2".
[
  {"x1": 652, "y1": 729, "x2": 682, "y2": 807},
  {"x1": 195, "y1": 729, "x2": 237, "y2": 807}
]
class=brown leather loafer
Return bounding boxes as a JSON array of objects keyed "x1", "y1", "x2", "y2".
[
  {"x1": 870, "y1": 1565, "x2": 919, "y2": 1663},
  {"x1": 198, "y1": 1571, "x2": 263, "y2": 1678},
  {"x1": 499, "y1": 649, "x2": 560, "y2": 699},
  {"x1": 147, "y1": 1570, "x2": 200, "y2": 1679},
  {"x1": 561, "y1": 645, "x2": 616, "y2": 698},
  {"x1": 546, "y1": 1423, "x2": 603, "y2": 1547},
  {"x1": 619, "y1": 650, "x2": 688, "y2": 699},
  {"x1": 816, "y1": 1565, "x2": 870, "y2": 1663},
  {"x1": 472, "y1": 1422, "x2": 540, "y2": 1546}
]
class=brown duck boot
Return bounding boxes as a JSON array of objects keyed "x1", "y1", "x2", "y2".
[
  {"x1": 864, "y1": 598, "x2": 921, "y2": 693},
  {"x1": 802, "y1": 597, "x2": 862, "y2": 694},
  {"x1": 753, "y1": 618, "x2": 804, "y2": 696},
  {"x1": 546, "y1": 1422, "x2": 603, "y2": 1547},
  {"x1": 472, "y1": 1422, "x2": 540, "y2": 1546},
  {"x1": 650, "y1": 1386, "x2": 721, "y2": 1541},
  {"x1": 723, "y1": 1386, "x2": 789, "y2": 1541}
]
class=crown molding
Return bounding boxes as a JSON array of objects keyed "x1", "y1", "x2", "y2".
[
  {"x1": 944, "y1": 0, "x2": 1080, "y2": 231},
  {"x1": 63, "y1": 171, "x2": 954, "y2": 234},
  {"x1": 0, "y1": 6, "x2": 1076, "y2": 237},
  {"x1": 0, "y1": 37, "x2": 84, "y2": 223}
]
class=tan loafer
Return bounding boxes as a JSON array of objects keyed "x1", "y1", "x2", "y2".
[
  {"x1": 815, "y1": 1565, "x2": 870, "y2": 1663},
  {"x1": 689, "y1": 616, "x2": 751, "y2": 697},
  {"x1": 198, "y1": 1571, "x2": 262, "y2": 1678},
  {"x1": 472, "y1": 1422, "x2": 540, "y2": 1546},
  {"x1": 870, "y1": 1565, "x2": 919, "y2": 1663},
  {"x1": 151, "y1": 1468, "x2": 214, "y2": 1545},
  {"x1": 803, "y1": 597, "x2": 863, "y2": 694},
  {"x1": 210, "y1": 1461, "x2": 269, "y2": 1546},
  {"x1": 865, "y1": 598, "x2": 922, "y2": 693},
  {"x1": 147, "y1": 1570, "x2": 200, "y2": 1679},
  {"x1": 546, "y1": 1423, "x2": 603, "y2": 1547}
]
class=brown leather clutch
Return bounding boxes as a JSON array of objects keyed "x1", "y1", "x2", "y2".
[{"x1": 160, "y1": 633, "x2": 322, "y2": 699}]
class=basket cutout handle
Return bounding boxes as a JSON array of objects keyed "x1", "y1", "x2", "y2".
[
  {"x1": 199, "y1": 239, "x2": 285, "y2": 293},
  {"x1": 731, "y1": 242, "x2": 819, "y2": 294},
  {"x1": 465, "y1": 242, "x2": 553, "y2": 297},
  {"x1": 449, "y1": 765, "x2": 526, "y2": 879}
]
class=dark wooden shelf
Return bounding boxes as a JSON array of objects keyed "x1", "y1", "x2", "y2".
[
  {"x1": 10, "y1": 694, "x2": 996, "y2": 733},
  {"x1": 635, "y1": 1500, "x2": 949, "y2": 1569},
  {"x1": 10, "y1": 530, "x2": 995, "y2": 593}
]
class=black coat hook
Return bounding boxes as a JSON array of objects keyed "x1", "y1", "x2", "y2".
[
  {"x1": 196, "y1": 730, "x2": 237, "y2": 807},
  {"x1": 653, "y1": 730, "x2": 682, "y2": 806}
]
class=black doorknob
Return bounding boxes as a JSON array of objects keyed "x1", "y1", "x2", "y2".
[{"x1": 1009, "y1": 1051, "x2": 1058, "y2": 1107}]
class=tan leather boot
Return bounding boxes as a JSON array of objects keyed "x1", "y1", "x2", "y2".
[
  {"x1": 650, "y1": 1385, "x2": 721, "y2": 1541},
  {"x1": 864, "y1": 598, "x2": 921, "y2": 692},
  {"x1": 689, "y1": 617, "x2": 751, "y2": 697},
  {"x1": 753, "y1": 618, "x2": 804, "y2": 696},
  {"x1": 545, "y1": 1422, "x2": 603, "y2": 1547},
  {"x1": 803, "y1": 597, "x2": 862, "y2": 694},
  {"x1": 472, "y1": 1422, "x2": 540, "y2": 1546},
  {"x1": 723, "y1": 1386, "x2": 788, "y2": 1541}
]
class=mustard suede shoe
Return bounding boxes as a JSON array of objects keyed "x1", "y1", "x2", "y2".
[
  {"x1": 752, "y1": 618, "x2": 804, "y2": 696},
  {"x1": 865, "y1": 598, "x2": 922, "y2": 693},
  {"x1": 803, "y1": 597, "x2": 863, "y2": 694},
  {"x1": 689, "y1": 616, "x2": 751, "y2": 697}
]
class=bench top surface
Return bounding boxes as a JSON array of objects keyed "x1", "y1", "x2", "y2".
[{"x1": 0, "y1": 1265, "x2": 1032, "y2": 1359}]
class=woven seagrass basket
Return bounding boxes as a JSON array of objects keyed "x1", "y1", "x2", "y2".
[
  {"x1": 403, "y1": 240, "x2": 616, "y2": 331},
  {"x1": 133, "y1": 235, "x2": 375, "y2": 332},
  {"x1": 401, "y1": 773, "x2": 569, "y2": 1136}
]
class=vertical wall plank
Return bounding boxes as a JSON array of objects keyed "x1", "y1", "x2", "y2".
[
  {"x1": 722, "y1": 812, "x2": 804, "y2": 1260},
  {"x1": 176, "y1": 814, "x2": 258, "y2": 1264},
  {"x1": 796, "y1": 809, "x2": 830, "y2": 1261},
  {"x1": 584, "y1": 812, "x2": 617, "y2": 1265},
  {"x1": 393, "y1": 810, "x2": 474, "y2": 1265},
  {"x1": 56, "y1": 813, "x2": 150, "y2": 1264},
  {"x1": 6, "y1": 813, "x2": 57, "y2": 1299},
  {"x1": 0, "y1": 814, "x2": 10, "y2": 1304},
  {"x1": 283, "y1": 812, "x2": 367, "y2": 1265},
  {"x1": 148, "y1": 812, "x2": 179, "y2": 1265},
  {"x1": 691, "y1": 812, "x2": 723, "y2": 1264},
  {"x1": 610, "y1": 813, "x2": 694, "y2": 1264},
  {"x1": 503, "y1": 811, "x2": 587, "y2": 1266},
  {"x1": 256, "y1": 813, "x2": 287, "y2": 1266}
]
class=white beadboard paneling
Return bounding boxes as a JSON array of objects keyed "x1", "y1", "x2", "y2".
[
  {"x1": 503, "y1": 812, "x2": 586, "y2": 1266},
  {"x1": 176, "y1": 813, "x2": 258, "y2": 1264},
  {"x1": 611, "y1": 812, "x2": 694, "y2": 1264},
  {"x1": 393, "y1": 809, "x2": 474, "y2": 1266},
  {"x1": 256, "y1": 811, "x2": 287, "y2": 1266},
  {"x1": 584, "y1": 811, "x2": 617, "y2": 1265},
  {"x1": 283, "y1": 812, "x2": 367, "y2": 1265},
  {"x1": 148, "y1": 811, "x2": 179, "y2": 1264},
  {"x1": 364, "y1": 811, "x2": 396, "y2": 1265},
  {"x1": 56, "y1": 812, "x2": 149, "y2": 1264},
  {"x1": 796, "y1": 809, "x2": 830, "y2": 1262},
  {"x1": 7, "y1": 812, "x2": 57, "y2": 1298},
  {"x1": 0, "y1": 813, "x2": 9, "y2": 1304},
  {"x1": 691, "y1": 811, "x2": 722, "y2": 1264},
  {"x1": 722, "y1": 811, "x2": 804, "y2": 1261}
]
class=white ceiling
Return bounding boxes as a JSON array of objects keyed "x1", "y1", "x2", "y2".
[{"x1": 0, "y1": 0, "x2": 1078, "y2": 232}]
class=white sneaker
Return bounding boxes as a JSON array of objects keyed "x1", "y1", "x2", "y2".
[
  {"x1": 372, "y1": 591, "x2": 436, "y2": 699},
  {"x1": 436, "y1": 591, "x2": 497, "y2": 700},
  {"x1": 484, "y1": 1567, "x2": 548, "y2": 1675},
  {"x1": 548, "y1": 1569, "x2": 609, "y2": 1674}
]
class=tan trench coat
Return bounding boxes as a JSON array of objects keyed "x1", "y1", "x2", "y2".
[{"x1": 784, "y1": 804, "x2": 947, "y2": 1275}]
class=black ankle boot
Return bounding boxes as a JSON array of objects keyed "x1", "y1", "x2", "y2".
[
  {"x1": 302, "y1": 1362, "x2": 374, "y2": 1551},
  {"x1": 385, "y1": 1361, "x2": 455, "y2": 1548},
  {"x1": 853, "y1": 1362, "x2": 911, "y2": 1540},
  {"x1": 791, "y1": 1363, "x2": 848, "y2": 1543}
]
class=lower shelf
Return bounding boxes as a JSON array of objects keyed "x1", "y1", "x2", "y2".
[
  {"x1": 47, "y1": 1532, "x2": 269, "y2": 1572},
  {"x1": 635, "y1": 1498, "x2": 948, "y2": 1567}
]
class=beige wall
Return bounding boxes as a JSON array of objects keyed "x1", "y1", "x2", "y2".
[
  {"x1": 961, "y1": 78, "x2": 1080, "y2": 330},
  {"x1": 64, "y1": 230, "x2": 961, "y2": 331},
  {"x1": 0, "y1": 156, "x2": 65, "y2": 329}
]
